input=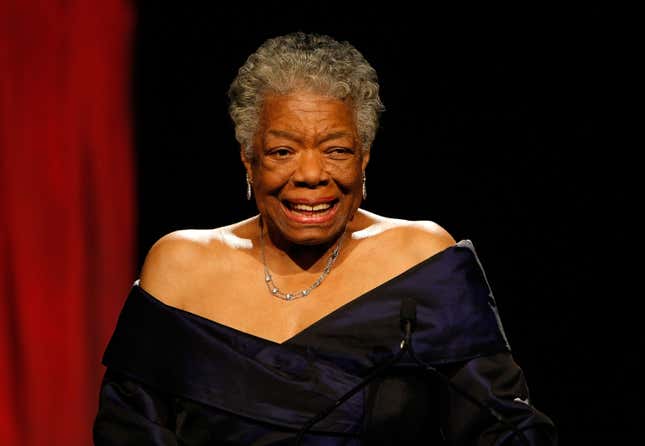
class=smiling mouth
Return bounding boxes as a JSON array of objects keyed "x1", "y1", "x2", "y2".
[{"x1": 282, "y1": 199, "x2": 339, "y2": 217}]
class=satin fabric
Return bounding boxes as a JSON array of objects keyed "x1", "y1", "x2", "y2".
[{"x1": 94, "y1": 240, "x2": 557, "y2": 445}]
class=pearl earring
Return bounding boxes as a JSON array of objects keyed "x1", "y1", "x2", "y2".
[{"x1": 246, "y1": 173, "x2": 252, "y2": 200}]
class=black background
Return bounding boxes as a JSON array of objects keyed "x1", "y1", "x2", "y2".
[{"x1": 132, "y1": 2, "x2": 634, "y2": 443}]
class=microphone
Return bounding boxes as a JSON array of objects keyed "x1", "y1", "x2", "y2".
[
  {"x1": 294, "y1": 298, "x2": 531, "y2": 445},
  {"x1": 400, "y1": 297, "x2": 417, "y2": 350}
]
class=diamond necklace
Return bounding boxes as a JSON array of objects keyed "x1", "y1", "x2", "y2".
[{"x1": 259, "y1": 224, "x2": 346, "y2": 301}]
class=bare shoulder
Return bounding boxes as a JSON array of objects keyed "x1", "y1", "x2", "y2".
[
  {"x1": 138, "y1": 220, "x2": 255, "y2": 307},
  {"x1": 138, "y1": 229, "x2": 215, "y2": 306},
  {"x1": 353, "y1": 209, "x2": 457, "y2": 263},
  {"x1": 398, "y1": 220, "x2": 457, "y2": 260}
]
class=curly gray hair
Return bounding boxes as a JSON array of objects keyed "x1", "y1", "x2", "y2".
[{"x1": 228, "y1": 32, "x2": 385, "y2": 160}]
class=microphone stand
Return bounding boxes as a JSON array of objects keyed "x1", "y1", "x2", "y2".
[{"x1": 294, "y1": 342, "x2": 407, "y2": 445}]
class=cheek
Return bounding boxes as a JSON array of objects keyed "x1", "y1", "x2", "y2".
[
  {"x1": 253, "y1": 164, "x2": 291, "y2": 191},
  {"x1": 330, "y1": 164, "x2": 363, "y2": 188}
]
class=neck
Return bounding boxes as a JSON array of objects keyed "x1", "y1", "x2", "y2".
[{"x1": 259, "y1": 219, "x2": 346, "y2": 273}]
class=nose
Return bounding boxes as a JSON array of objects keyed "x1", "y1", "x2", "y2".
[{"x1": 292, "y1": 150, "x2": 329, "y2": 187}]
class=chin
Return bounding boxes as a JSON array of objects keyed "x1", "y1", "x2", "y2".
[{"x1": 282, "y1": 226, "x2": 344, "y2": 247}]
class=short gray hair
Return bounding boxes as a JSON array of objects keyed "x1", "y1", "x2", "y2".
[{"x1": 228, "y1": 32, "x2": 385, "y2": 160}]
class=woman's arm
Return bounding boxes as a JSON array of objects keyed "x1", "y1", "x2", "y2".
[
  {"x1": 93, "y1": 368, "x2": 178, "y2": 446},
  {"x1": 439, "y1": 352, "x2": 557, "y2": 445}
]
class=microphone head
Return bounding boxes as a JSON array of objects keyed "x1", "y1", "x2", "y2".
[{"x1": 400, "y1": 297, "x2": 417, "y2": 332}]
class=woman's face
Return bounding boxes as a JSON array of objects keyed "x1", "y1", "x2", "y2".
[{"x1": 243, "y1": 90, "x2": 369, "y2": 246}]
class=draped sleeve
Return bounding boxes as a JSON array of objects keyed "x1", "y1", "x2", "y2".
[
  {"x1": 328, "y1": 240, "x2": 557, "y2": 445},
  {"x1": 94, "y1": 369, "x2": 178, "y2": 446}
]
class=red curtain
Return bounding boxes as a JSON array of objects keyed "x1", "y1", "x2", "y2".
[{"x1": 0, "y1": 1, "x2": 135, "y2": 445}]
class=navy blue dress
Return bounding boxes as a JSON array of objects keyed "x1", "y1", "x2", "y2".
[{"x1": 93, "y1": 240, "x2": 556, "y2": 445}]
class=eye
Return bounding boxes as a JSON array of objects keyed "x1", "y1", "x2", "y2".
[
  {"x1": 326, "y1": 147, "x2": 354, "y2": 159},
  {"x1": 267, "y1": 147, "x2": 293, "y2": 159}
]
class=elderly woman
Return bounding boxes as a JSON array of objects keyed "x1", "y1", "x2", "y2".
[{"x1": 94, "y1": 33, "x2": 556, "y2": 445}]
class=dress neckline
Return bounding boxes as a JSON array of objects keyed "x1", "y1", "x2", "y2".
[{"x1": 134, "y1": 241, "x2": 469, "y2": 346}]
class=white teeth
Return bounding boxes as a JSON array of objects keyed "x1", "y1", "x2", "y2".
[{"x1": 291, "y1": 202, "x2": 332, "y2": 212}]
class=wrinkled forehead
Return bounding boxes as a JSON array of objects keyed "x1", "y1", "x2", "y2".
[{"x1": 257, "y1": 91, "x2": 358, "y2": 136}]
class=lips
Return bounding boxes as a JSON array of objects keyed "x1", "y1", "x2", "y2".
[
  {"x1": 281, "y1": 198, "x2": 340, "y2": 223},
  {"x1": 286, "y1": 201, "x2": 334, "y2": 212}
]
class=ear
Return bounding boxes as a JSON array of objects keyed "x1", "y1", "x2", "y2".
[
  {"x1": 361, "y1": 150, "x2": 370, "y2": 171},
  {"x1": 240, "y1": 146, "x2": 252, "y2": 179}
]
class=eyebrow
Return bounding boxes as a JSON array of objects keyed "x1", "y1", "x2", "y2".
[
  {"x1": 317, "y1": 131, "x2": 353, "y2": 145},
  {"x1": 267, "y1": 130, "x2": 303, "y2": 144},
  {"x1": 266, "y1": 129, "x2": 353, "y2": 146}
]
